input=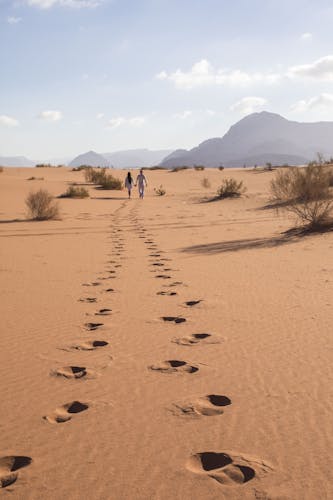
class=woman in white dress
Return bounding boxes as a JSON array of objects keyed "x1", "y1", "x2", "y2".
[{"x1": 125, "y1": 172, "x2": 134, "y2": 199}]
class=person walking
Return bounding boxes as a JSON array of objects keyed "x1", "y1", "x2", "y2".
[
  {"x1": 125, "y1": 171, "x2": 134, "y2": 199},
  {"x1": 135, "y1": 169, "x2": 148, "y2": 199}
]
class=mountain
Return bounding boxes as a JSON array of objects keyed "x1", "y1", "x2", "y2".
[
  {"x1": 0, "y1": 155, "x2": 35, "y2": 167},
  {"x1": 102, "y1": 149, "x2": 173, "y2": 168},
  {"x1": 159, "y1": 112, "x2": 333, "y2": 167},
  {"x1": 69, "y1": 150, "x2": 111, "y2": 167}
]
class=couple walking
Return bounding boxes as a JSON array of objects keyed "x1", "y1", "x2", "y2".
[{"x1": 125, "y1": 169, "x2": 147, "y2": 199}]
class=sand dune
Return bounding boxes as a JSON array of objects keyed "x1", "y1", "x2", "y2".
[{"x1": 1, "y1": 166, "x2": 332, "y2": 499}]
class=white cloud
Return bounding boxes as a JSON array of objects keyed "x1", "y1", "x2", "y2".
[
  {"x1": 288, "y1": 55, "x2": 333, "y2": 81},
  {"x1": 205, "y1": 109, "x2": 216, "y2": 116},
  {"x1": 230, "y1": 96, "x2": 267, "y2": 114},
  {"x1": 26, "y1": 0, "x2": 101, "y2": 9},
  {"x1": 7, "y1": 16, "x2": 22, "y2": 24},
  {"x1": 38, "y1": 110, "x2": 63, "y2": 121},
  {"x1": 0, "y1": 115, "x2": 19, "y2": 127},
  {"x1": 290, "y1": 93, "x2": 333, "y2": 112},
  {"x1": 96, "y1": 112, "x2": 104, "y2": 119},
  {"x1": 156, "y1": 59, "x2": 280, "y2": 89},
  {"x1": 300, "y1": 32, "x2": 313, "y2": 41},
  {"x1": 174, "y1": 110, "x2": 192, "y2": 119},
  {"x1": 107, "y1": 116, "x2": 146, "y2": 129}
]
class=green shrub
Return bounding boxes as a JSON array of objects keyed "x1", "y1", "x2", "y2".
[
  {"x1": 59, "y1": 186, "x2": 90, "y2": 198},
  {"x1": 26, "y1": 189, "x2": 59, "y2": 220},
  {"x1": 270, "y1": 165, "x2": 333, "y2": 228},
  {"x1": 155, "y1": 185, "x2": 166, "y2": 196},
  {"x1": 217, "y1": 178, "x2": 246, "y2": 198}
]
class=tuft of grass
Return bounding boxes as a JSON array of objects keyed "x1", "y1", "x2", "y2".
[
  {"x1": 27, "y1": 176, "x2": 44, "y2": 181},
  {"x1": 155, "y1": 185, "x2": 166, "y2": 196},
  {"x1": 26, "y1": 189, "x2": 60, "y2": 220},
  {"x1": 270, "y1": 165, "x2": 333, "y2": 229},
  {"x1": 59, "y1": 186, "x2": 90, "y2": 198},
  {"x1": 194, "y1": 165, "x2": 205, "y2": 171},
  {"x1": 217, "y1": 178, "x2": 246, "y2": 198},
  {"x1": 201, "y1": 177, "x2": 211, "y2": 189}
]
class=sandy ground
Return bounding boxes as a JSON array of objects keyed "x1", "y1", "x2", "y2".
[{"x1": 0, "y1": 166, "x2": 332, "y2": 500}]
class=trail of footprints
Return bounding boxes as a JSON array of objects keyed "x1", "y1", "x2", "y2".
[{"x1": 2, "y1": 204, "x2": 272, "y2": 490}]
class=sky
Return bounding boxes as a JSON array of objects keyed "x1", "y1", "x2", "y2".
[{"x1": 1, "y1": 0, "x2": 333, "y2": 160}]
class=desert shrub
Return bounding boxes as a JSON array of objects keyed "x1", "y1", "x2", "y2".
[
  {"x1": 201, "y1": 177, "x2": 211, "y2": 188},
  {"x1": 194, "y1": 165, "x2": 205, "y2": 171},
  {"x1": 26, "y1": 189, "x2": 59, "y2": 220},
  {"x1": 72, "y1": 165, "x2": 91, "y2": 172},
  {"x1": 59, "y1": 186, "x2": 89, "y2": 198},
  {"x1": 84, "y1": 167, "x2": 105, "y2": 183},
  {"x1": 218, "y1": 166, "x2": 224, "y2": 171},
  {"x1": 171, "y1": 166, "x2": 189, "y2": 172},
  {"x1": 27, "y1": 176, "x2": 44, "y2": 181},
  {"x1": 0, "y1": 166, "x2": 3, "y2": 173},
  {"x1": 99, "y1": 174, "x2": 123, "y2": 190},
  {"x1": 155, "y1": 185, "x2": 166, "y2": 196},
  {"x1": 142, "y1": 166, "x2": 166, "y2": 170},
  {"x1": 217, "y1": 178, "x2": 246, "y2": 198},
  {"x1": 270, "y1": 165, "x2": 333, "y2": 228},
  {"x1": 35, "y1": 163, "x2": 52, "y2": 168}
]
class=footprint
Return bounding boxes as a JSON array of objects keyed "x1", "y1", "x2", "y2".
[
  {"x1": 149, "y1": 360, "x2": 198, "y2": 374},
  {"x1": 185, "y1": 300, "x2": 202, "y2": 307},
  {"x1": 156, "y1": 275, "x2": 171, "y2": 279},
  {"x1": 104, "y1": 288, "x2": 114, "y2": 293},
  {"x1": 149, "y1": 253, "x2": 161, "y2": 257},
  {"x1": 173, "y1": 395, "x2": 231, "y2": 417},
  {"x1": 43, "y1": 401, "x2": 89, "y2": 424},
  {"x1": 173, "y1": 333, "x2": 221, "y2": 346},
  {"x1": 51, "y1": 366, "x2": 88, "y2": 379},
  {"x1": 157, "y1": 291, "x2": 177, "y2": 296},
  {"x1": 186, "y1": 452, "x2": 272, "y2": 486},
  {"x1": 82, "y1": 282, "x2": 100, "y2": 287},
  {"x1": 151, "y1": 262, "x2": 163, "y2": 267},
  {"x1": 85, "y1": 322, "x2": 103, "y2": 331},
  {"x1": 0, "y1": 456, "x2": 32, "y2": 488},
  {"x1": 71, "y1": 340, "x2": 108, "y2": 351},
  {"x1": 164, "y1": 281, "x2": 184, "y2": 288},
  {"x1": 79, "y1": 297, "x2": 97, "y2": 303},
  {"x1": 95, "y1": 308, "x2": 112, "y2": 316},
  {"x1": 162, "y1": 316, "x2": 186, "y2": 324}
]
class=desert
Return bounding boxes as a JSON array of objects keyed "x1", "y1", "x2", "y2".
[{"x1": 0, "y1": 165, "x2": 332, "y2": 499}]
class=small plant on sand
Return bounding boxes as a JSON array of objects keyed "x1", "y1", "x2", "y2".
[
  {"x1": 99, "y1": 174, "x2": 123, "y2": 190},
  {"x1": 201, "y1": 177, "x2": 211, "y2": 189},
  {"x1": 26, "y1": 189, "x2": 60, "y2": 220},
  {"x1": 35, "y1": 163, "x2": 52, "y2": 168},
  {"x1": 0, "y1": 166, "x2": 4, "y2": 173},
  {"x1": 27, "y1": 176, "x2": 44, "y2": 181},
  {"x1": 194, "y1": 165, "x2": 205, "y2": 171},
  {"x1": 218, "y1": 166, "x2": 224, "y2": 171},
  {"x1": 171, "y1": 166, "x2": 189, "y2": 172},
  {"x1": 155, "y1": 185, "x2": 166, "y2": 196},
  {"x1": 59, "y1": 186, "x2": 90, "y2": 198},
  {"x1": 217, "y1": 178, "x2": 246, "y2": 198},
  {"x1": 270, "y1": 165, "x2": 333, "y2": 229}
]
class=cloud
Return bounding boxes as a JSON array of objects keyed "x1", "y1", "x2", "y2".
[
  {"x1": 300, "y1": 32, "x2": 313, "y2": 41},
  {"x1": 7, "y1": 16, "x2": 22, "y2": 24},
  {"x1": 107, "y1": 116, "x2": 146, "y2": 129},
  {"x1": 0, "y1": 115, "x2": 19, "y2": 127},
  {"x1": 26, "y1": 0, "x2": 101, "y2": 9},
  {"x1": 230, "y1": 96, "x2": 267, "y2": 114},
  {"x1": 96, "y1": 112, "x2": 104, "y2": 119},
  {"x1": 290, "y1": 93, "x2": 333, "y2": 112},
  {"x1": 38, "y1": 110, "x2": 63, "y2": 121},
  {"x1": 156, "y1": 59, "x2": 280, "y2": 89},
  {"x1": 174, "y1": 110, "x2": 192, "y2": 119},
  {"x1": 288, "y1": 55, "x2": 333, "y2": 80}
]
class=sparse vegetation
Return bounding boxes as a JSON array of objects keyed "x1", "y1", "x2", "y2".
[
  {"x1": 27, "y1": 176, "x2": 44, "y2": 181},
  {"x1": 59, "y1": 186, "x2": 90, "y2": 198},
  {"x1": 201, "y1": 177, "x2": 211, "y2": 189},
  {"x1": 35, "y1": 163, "x2": 52, "y2": 168},
  {"x1": 218, "y1": 166, "x2": 224, "y2": 171},
  {"x1": 142, "y1": 166, "x2": 166, "y2": 170},
  {"x1": 0, "y1": 166, "x2": 4, "y2": 173},
  {"x1": 194, "y1": 165, "x2": 205, "y2": 171},
  {"x1": 171, "y1": 166, "x2": 189, "y2": 172},
  {"x1": 217, "y1": 178, "x2": 246, "y2": 198},
  {"x1": 270, "y1": 165, "x2": 333, "y2": 229},
  {"x1": 154, "y1": 185, "x2": 166, "y2": 196},
  {"x1": 25, "y1": 189, "x2": 60, "y2": 220}
]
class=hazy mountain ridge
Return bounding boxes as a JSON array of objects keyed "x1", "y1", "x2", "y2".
[{"x1": 160, "y1": 111, "x2": 333, "y2": 167}]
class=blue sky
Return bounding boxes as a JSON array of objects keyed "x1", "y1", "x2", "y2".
[{"x1": 1, "y1": 0, "x2": 333, "y2": 159}]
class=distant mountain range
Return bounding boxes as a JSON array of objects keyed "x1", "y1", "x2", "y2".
[
  {"x1": 160, "y1": 112, "x2": 333, "y2": 167},
  {"x1": 2, "y1": 112, "x2": 333, "y2": 168}
]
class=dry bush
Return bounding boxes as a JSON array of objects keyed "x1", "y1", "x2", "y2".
[
  {"x1": 201, "y1": 177, "x2": 211, "y2": 189},
  {"x1": 155, "y1": 185, "x2": 166, "y2": 196},
  {"x1": 59, "y1": 186, "x2": 89, "y2": 198},
  {"x1": 35, "y1": 163, "x2": 52, "y2": 168},
  {"x1": 218, "y1": 166, "x2": 224, "y2": 171},
  {"x1": 270, "y1": 165, "x2": 333, "y2": 228},
  {"x1": 26, "y1": 189, "x2": 59, "y2": 220},
  {"x1": 27, "y1": 176, "x2": 44, "y2": 181},
  {"x1": 194, "y1": 165, "x2": 205, "y2": 171},
  {"x1": 217, "y1": 178, "x2": 246, "y2": 198},
  {"x1": 0, "y1": 166, "x2": 4, "y2": 173},
  {"x1": 99, "y1": 174, "x2": 123, "y2": 190},
  {"x1": 171, "y1": 166, "x2": 189, "y2": 172}
]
